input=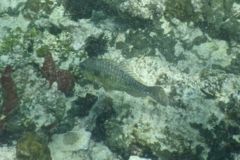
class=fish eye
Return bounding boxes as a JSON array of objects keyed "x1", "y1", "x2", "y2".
[{"x1": 80, "y1": 63, "x2": 85, "y2": 69}]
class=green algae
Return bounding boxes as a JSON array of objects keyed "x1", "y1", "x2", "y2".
[
  {"x1": 0, "y1": 27, "x2": 23, "y2": 55},
  {"x1": 16, "y1": 132, "x2": 51, "y2": 160},
  {"x1": 54, "y1": 33, "x2": 75, "y2": 58},
  {"x1": 36, "y1": 45, "x2": 50, "y2": 57},
  {"x1": 0, "y1": 27, "x2": 40, "y2": 58}
]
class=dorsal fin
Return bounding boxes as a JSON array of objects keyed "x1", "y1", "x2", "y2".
[{"x1": 98, "y1": 58, "x2": 145, "y2": 84}]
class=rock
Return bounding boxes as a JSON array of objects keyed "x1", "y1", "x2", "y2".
[
  {"x1": 0, "y1": 146, "x2": 16, "y2": 160},
  {"x1": 0, "y1": 0, "x2": 27, "y2": 13},
  {"x1": 129, "y1": 156, "x2": 151, "y2": 160},
  {"x1": 49, "y1": 129, "x2": 91, "y2": 151},
  {"x1": 90, "y1": 143, "x2": 116, "y2": 160},
  {"x1": 49, "y1": 129, "x2": 91, "y2": 159},
  {"x1": 84, "y1": 33, "x2": 108, "y2": 58},
  {"x1": 70, "y1": 93, "x2": 98, "y2": 117}
]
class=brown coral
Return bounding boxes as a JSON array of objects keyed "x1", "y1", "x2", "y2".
[
  {"x1": 1, "y1": 66, "x2": 19, "y2": 115},
  {"x1": 41, "y1": 53, "x2": 75, "y2": 95},
  {"x1": 42, "y1": 53, "x2": 56, "y2": 85},
  {"x1": 56, "y1": 69, "x2": 75, "y2": 96}
]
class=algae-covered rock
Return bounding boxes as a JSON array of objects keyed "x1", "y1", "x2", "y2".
[
  {"x1": 164, "y1": 0, "x2": 240, "y2": 42},
  {"x1": 113, "y1": 28, "x2": 176, "y2": 59},
  {"x1": 199, "y1": 0, "x2": 236, "y2": 40},
  {"x1": 91, "y1": 97, "x2": 115, "y2": 142},
  {"x1": 70, "y1": 93, "x2": 98, "y2": 117},
  {"x1": 165, "y1": 0, "x2": 196, "y2": 22},
  {"x1": 197, "y1": 0, "x2": 240, "y2": 42},
  {"x1": 175, "y1": 35, "x2": 232, "y2": 74},
  {"x1": 0, "y1": 27, "x2": 40, "y2": 68},
  {"x1": 22, "y1": 0, "x2": 55, "y2": 20},
  {"x1": 0, "y1": 27, "x2": 25, "y2": 55},
  {"x1": 225, "y1": 47, "x2": 240, "y2": 75},
  {"x1": 16, "y1": 132, "x2": 51, "y2": 160},
  {"x1": 36, "y1": 45, "x2": 51, "y2": 58},
  {"x1": 84, "y1": 33, "x2": 108, "y2": 57},
  {"x1": 102, "y1": 0, "x2": 164, "y2": 20},
  {"x1": 0, "y1": 0, "x2": 26, "y2": 14},
  {"x1": 62, "y1": 0, "x2": 99, "y2": 20}
]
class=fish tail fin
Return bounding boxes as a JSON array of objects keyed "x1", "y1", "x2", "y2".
[{"x1": 148, "y1": 86, "x2": 169, "y2": 105}]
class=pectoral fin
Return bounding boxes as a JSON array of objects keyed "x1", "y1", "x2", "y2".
[{"x1": 148, "y1": 86, "x2": 169, "y2": 105}]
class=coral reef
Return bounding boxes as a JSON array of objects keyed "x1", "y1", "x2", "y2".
[{"x1": 1, "y1": 0, "x2": 240, "y2": 159}]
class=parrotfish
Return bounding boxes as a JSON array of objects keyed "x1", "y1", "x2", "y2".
[{"x1": 80, "y1": 58, "x2": 168, "y2": 105}]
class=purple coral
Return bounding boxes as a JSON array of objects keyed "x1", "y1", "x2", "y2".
[{"x1": 1, "y1": 66, "x2": 19, "y2": 115}]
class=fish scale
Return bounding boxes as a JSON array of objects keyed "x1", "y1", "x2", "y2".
[{"x1": 80, "y1": 58, "x2": 168, "y2": 105}]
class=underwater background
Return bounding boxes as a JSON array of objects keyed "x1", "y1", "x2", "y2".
[{"x1": 0, "y1": 0, "x2": 240, "y2": 160}]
